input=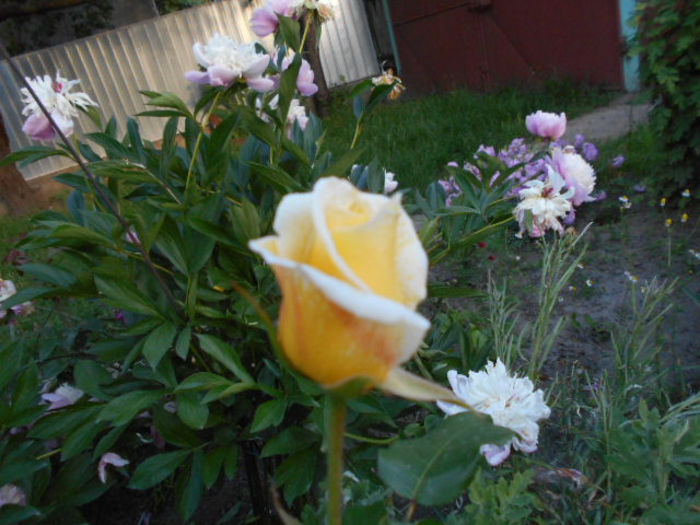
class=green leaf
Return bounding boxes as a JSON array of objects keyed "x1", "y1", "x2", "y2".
[
  {"x1": 275, "y1": 448, "x2": 318, "y2": 505},
  {"x1": 137, "y1": 109, "x2": 184, "y2": 118},
  {"x1": 319, "y1": 147, "x2": 365, "y2": 179},
  {"x1": 143, "y1": 91, "x2": 194, "y2": 120},
  {"x1": 246, "y1": 161, "x2": 304, "y2": 192},
  {"x1": 73, "y1": 360, "x2": 113, "y2": 399},
  {"x1": 279, "y1": 54, "x2": 301, "y2": 119},
  {"x1": 175, "y1": 325, "x2": 192, "y2": 359},
  {"x1": 261, "y1": 426, "x2": 319, "y2": 458},
  {"x1": 128, "y1": 449, "x2": 191, "y2": 490},
  {"x1": 176, "y1": 391, "x2": 209, "y2": 430},
  {"x1": 61, "y1": 419, "x2": 107, "y2": 460},
  {"x1": 154, "y1": 216, "x2": 188, "y2": 274},
  {"x1": 0, "y1": 145, "x2": 70, "y2": 167},
  {"x1": 0, "y1": 506, "x2": 42, "y2": 522},
  {"x1": 377, "y1": 412, "x2": 513, "y2": 505},
  {"x1": 50, "y1": 222, "x2": 115, "y2": 247},
  {"x1": 278, "y1": 16, "x2": 301, "y2": 52},
  {"x1": 250, "y1": 398, "x2": 287, "y2": 433},
  {"x1": 142, "y1": 322, "x2": 178, "y2": 369},
  {"x1": 202, "y1": 447, "x2": 227, "y2": 489},
  {"x1": 176, "y1": 372, "x2": 233, "y2": 392},
  {"x1": 94, "y1": 425, "x2": 128, "y2": 458},
  {"x1": 95, "y1": 275, "x2": 162, "y2": 318},
  {"x1": 29, "y1": 407, "x2": 100, "y2": 440},
  {"x1": 152, "y1": 406, "x2": 201, "y2": 448},
  {"x1": 97, "y1": 389, "x2": 165, "y2": 426},
  {"x1": 186, "y1": 217, "x2": 249, "y2": 255},
  {"x1": 178, "y1": 450, "x2": 204, "y2": 520},
  {"x1": 223, "y1": 445, "x2": 239, "y2": 478},
  {"x1": 85, "y1": 132, "x2": 134, "y2": 160},
  {"x1": 196, "y1": 334, "x2": 254, "y2": 384}
]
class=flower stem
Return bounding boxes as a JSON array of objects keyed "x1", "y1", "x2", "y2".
[
  {"x1": 300, "y1": 11, "x2": 314, "y2": 53},
  {"x1": 349, "y1": 119, "x2": 362, "y2": 150},
  {"x1": 326, "y1": 394, "x2": 347, "y2": 525},
  {"x1": 185, "y1": 90, "x2": 223, "y2": 197}
]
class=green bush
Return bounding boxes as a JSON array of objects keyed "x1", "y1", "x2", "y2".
[{"x1": 632, "y1": 0, "x2": 700, "y2": 189}]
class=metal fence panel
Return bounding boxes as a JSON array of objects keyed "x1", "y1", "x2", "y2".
[{"x1": 0, "y1": 0, "x2": 378, "y2": 180}]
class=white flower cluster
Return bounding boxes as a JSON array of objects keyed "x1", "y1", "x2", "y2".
[{"x1": 438, "y1": 359, "x2": 551, "y2": 466}]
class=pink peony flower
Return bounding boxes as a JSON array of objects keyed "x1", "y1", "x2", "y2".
[
  {"x1": 550, "y1": 146, "x2": 596, "y2": 206},
  {"x1": 525, "y1": 110, "x2": 567, "y2": 141},
  {"x1": 251, "y1": 0, "x2": 296, "y2": 37},
  {"x1": 21, "y1": 112, "x2": 68, "y2": 141},
  {"x1": 98, "y1": 452, "x2": 129, "y2": 483},
  {"x1": 281, "y1": 56, "x2": 318, "y2": 96}
]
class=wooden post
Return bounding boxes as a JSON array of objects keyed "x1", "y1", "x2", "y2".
[
  {"x1": 0, "y1": 112, "x2": 42, "y2": 215},
  {"x1": 306, "y1": 19, "x2": 330, "y2": 118}
]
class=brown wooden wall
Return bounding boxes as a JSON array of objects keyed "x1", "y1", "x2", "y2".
[{"x1": 388, "y1": 0, "x2": 624, "y2": 92}]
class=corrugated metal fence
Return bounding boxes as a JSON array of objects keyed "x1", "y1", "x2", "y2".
[{"x1": 0, "y1": 0, "x2": 379, "y2": 180}]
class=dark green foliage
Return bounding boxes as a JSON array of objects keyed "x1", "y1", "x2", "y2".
[
  {"x1": 0, "y1": 1, "x2": 113, "y2": 56},
  {"x1": 632, "y1": 0, "x2": 700, "y2": 189}
]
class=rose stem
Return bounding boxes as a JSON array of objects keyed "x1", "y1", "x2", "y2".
[{"x1": 326, "y1": 394, "x2": 347, "y2": 525}]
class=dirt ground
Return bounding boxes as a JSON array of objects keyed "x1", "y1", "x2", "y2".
[{"x1": 432, "y1": 195, "x2": 700, "y2": 392}]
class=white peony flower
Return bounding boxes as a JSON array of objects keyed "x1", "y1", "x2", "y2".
[
  {"x1": 514, "y1": 167, "x2": 574, "y2": 237},
  {"x1": 20, "y1": 72, "x2": 97, "y2": 141},
  {"x1": 438, "y1": 359, "x2": 551, "y2": 466},
  {"x1": 185, "y1": 34, "x2": 273, "y2": 92},
  {"x1": 0, "y1": 484, "x2": 27, "y2": 508},
  {"x1": 287, "y1": 98, "x2": 309, "y2": 131},
  {"x1": 258, "y1": 95, "x2": 308, "y2": 135},
  {"x1": 21, "y1": 72, "x2": 97, "y2": 119}
]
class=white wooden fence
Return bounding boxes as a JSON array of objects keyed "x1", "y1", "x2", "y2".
[{"x1": 0, "y1": 0, "x2": 379, "y2": 180}]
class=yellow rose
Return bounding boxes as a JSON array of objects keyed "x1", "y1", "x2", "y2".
[{"x1": 250, "y1": 177, "x2": 456, "y2": 400}]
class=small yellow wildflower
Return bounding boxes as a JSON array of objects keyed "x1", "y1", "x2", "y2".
[
  {"x1": 681, "y1": 213, "x2": 689, "y2": 223},
  {"x1": 660, "y1": 197, "x2": 667, "y2": 207},
  {"x1": 681, "y1": 189, "x2": 691, "y2": 198},
  {"x1": 665, "y1": 218, "x2": 673, "y2": 228}
]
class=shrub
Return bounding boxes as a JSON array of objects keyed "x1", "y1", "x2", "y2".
[{"x1": 632, "y1": 0, "x2": 700, "y2": 190}]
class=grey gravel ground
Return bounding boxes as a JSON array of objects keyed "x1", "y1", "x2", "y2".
[{"x1": 563, "y1": 93, "x2": 652, "y2": 143}]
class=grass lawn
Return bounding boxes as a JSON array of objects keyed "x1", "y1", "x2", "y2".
[{"x1": 322, "y1": 79, "x2": 616, "y2": 189}]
